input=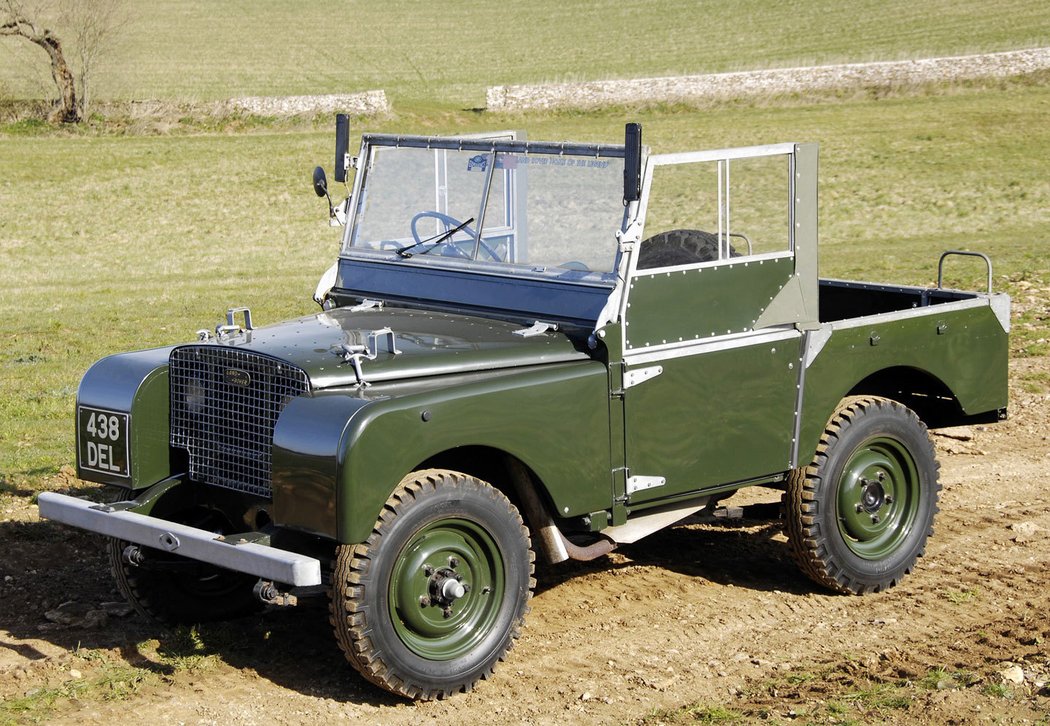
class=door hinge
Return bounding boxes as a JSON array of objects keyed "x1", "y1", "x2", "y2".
[
  {"x1": 626, "y1": 475, "x2": 666, "y2": 494},
  {"x1": 623, "y1": 365, "x2": 663, "y2": 389}
]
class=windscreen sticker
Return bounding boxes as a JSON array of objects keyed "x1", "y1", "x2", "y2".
[
  {"x1": 493, "y1": 155, "x2": 610, "y2": 169},
  {"x1": 469, "y1": 153, "x2": 613, "y2": 171}
]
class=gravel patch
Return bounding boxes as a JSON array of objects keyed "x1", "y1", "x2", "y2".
[{"x1": 486, "y1": 47, "x2": 1050, "y2": 111}]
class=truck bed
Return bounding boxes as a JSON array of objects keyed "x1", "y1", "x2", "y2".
[{"x1": 818, "y1": 278, "x2": 982, "y2": 323}]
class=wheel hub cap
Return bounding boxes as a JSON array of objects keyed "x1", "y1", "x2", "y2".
[
  {"x1": 836, "y1": 436, "x2": 921, "y2": 559},
  {"x1": 860, "y1": 479, "x2": 886, "y2": 513},
  {"x1": 388, "y1": 518, "x2": 505, "y2": 660}
]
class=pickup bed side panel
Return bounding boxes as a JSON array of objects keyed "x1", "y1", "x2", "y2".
[{"x1": 798, "y1": 304, "x2": 1008, "y2": 463}]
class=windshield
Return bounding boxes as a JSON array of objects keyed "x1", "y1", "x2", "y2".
[{"x1": 343, "y1": 140, "x2": 627, "y2": 283}]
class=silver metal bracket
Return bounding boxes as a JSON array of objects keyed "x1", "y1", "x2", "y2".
[
  {"x1": 340, "y1": 327, "x2": 402, "y2": 386},
  {"x1": 626, "y1": 475, "x2": 666, "y2": 494},
  {"x1": 348, "y1": 298, "x2": 384, "y2": 312},
  {"x1": 215, "y1": 307, "x2": 254, "y2": 341},
  {"x1": 623, "y1": 365, "x2": 663, "y2": 389},
  {"x1": 513, "y1": 321, "x2": 559, "y2": 337}
]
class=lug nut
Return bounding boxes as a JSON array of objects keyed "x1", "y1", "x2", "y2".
[
  {"x1": 855, "y1": 503, "x2": 864, "y2": 513},
  {"x1": 442, "y1": 607, "x2": 453, "y2": 619},
  {"x1": 423, "y1": 564, "x2": 434, "y2": 576},
  {"x1": 877, "y1": 472, "x2": 886, "y2": 481},
  {"x1": 448, "y1": 557, "x2": 459, "y2": 568},
  {"x1": 871, "y1": 514, "x2": 880, "y2": 524},
  {"x1": 419, "y1": 596, "x2": 431, "y2": 607}
]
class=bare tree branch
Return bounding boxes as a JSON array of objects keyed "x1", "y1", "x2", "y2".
[{"x1": 1, "y1": 0, "x2": 125, "y2": 122}]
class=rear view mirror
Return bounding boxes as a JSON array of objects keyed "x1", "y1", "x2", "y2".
[
  {"x1": 313, "y1": 166, "x2": 328, "y2": 198},
  {"x1": 334, "y1": 114, "x2": 350, "y2": 183},
  {"x1": 623, "y1": 122, "x2": 642, "y2": 203}
]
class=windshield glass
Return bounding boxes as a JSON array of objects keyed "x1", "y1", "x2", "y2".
[{"x1": 343, "y1": 142, "x2": 626, "y2": 282}]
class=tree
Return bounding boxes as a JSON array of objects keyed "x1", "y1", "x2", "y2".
[{"x1": 0, "y1": 0, "x2": 124, "y2": 123}]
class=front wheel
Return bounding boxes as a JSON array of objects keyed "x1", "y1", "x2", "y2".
[
  {"x1": 108, "y1": 504, "x2": 262, "y2": 625},
  {"x1": 785, "y1": 396, "x2": 940, "y2": 594},
  {"x1": 329, "y1": 469, "x2": 534, "y2": 700}
]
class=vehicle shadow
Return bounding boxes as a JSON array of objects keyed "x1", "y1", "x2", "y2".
[
  {"x1": 535, "y1": 513, "x2": 819, "y2": 597},
  {"x1": 0, "y1": 518, "x2": 400, "y2": 707},
  {"x1": 0, "y1": 509, "x2": 818, "y2": 705}
]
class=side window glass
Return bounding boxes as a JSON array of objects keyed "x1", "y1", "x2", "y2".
[{"x1": 640, "y1": 153, "x2": 792, "y2": 269}]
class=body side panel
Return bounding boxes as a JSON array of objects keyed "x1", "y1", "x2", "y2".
[{"x1": 798, "y1": 303, "x2": 1008, "y2": 463}]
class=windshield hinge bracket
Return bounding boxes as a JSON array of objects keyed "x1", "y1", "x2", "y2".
[
  {"x1": 512, "y1": 321, "x2": 559, "y2": 338},
  {"x1": 348, "y1": 298, "x2": 384, "y2": 312}
]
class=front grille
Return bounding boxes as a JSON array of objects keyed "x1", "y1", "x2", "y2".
[{"x1": 170, "y1": 346, "x2": 309, "y2": 498}]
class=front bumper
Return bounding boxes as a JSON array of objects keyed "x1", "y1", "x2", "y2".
[{"x1": 38, "y1": 492, "x2": 322, "y2": 587}]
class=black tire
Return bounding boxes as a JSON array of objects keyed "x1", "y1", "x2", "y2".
[
  {"x1": 637, "y1": 229, "x2": 737, "y2": 269},
  {"x1": 329, "y1": 469, "x2": 534, "y2": 700},
  {"x1": 785, "y1": 396, "x2": 940, "y2": 594},
  {"x1": 108, "y1": 503, "x2": 262, "y2": 626}
]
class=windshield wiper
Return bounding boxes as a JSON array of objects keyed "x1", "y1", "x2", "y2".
[{"x1": 397, "y1": 217, "x2": 476, "y2": 258}]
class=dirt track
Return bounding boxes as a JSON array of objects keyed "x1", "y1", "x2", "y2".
[{"x1": 1, "y1": 358, "x2": 1048, "y2": 724}]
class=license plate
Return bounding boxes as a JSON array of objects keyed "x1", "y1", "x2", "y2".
[{"x1": 78, "y1": 407, "x2": 130, "y2": 478}]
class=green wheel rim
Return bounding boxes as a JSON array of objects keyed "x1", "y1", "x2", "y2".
[
  {"x1": 388, "y1": 518, "x2": 505, "y2": 661},
  {"x1": 836, "y1": 435, "x2": 921, "y2": 560}
]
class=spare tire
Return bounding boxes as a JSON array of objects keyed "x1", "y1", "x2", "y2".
[{"x1": 637, "y1": 229, "x2": 735, "y2": 269}]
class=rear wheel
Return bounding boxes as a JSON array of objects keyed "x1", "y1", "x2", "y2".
[
  {"x1": 785, "y1": 396, "x2": 940, "y2": 594},
  {"x1": 329, "y1": 469, "x2": 534, "y2": 700}
]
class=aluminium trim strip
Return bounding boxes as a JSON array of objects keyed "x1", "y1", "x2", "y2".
[
  {"x1": 629, "y1": 250, "x2": 793, "y2": 279},
  {"x1": 37, "y1": 492, "x2": 322, "y2": 587},
  {"x1": 790, "y1": 332, "x2": 809, "y2": 469},
  {"x1": 650, "y1": 142, "x2": 797, "y2": 166},
  {"x1": 623, "y1": 327, "x2": 800, "y2": 366}
]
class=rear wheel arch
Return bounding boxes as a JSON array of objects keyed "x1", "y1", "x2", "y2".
[{"x1": 846, "y1": 365, "x2": 963, "y2": 428}]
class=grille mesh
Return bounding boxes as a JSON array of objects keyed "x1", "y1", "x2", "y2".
[{"x1": 170, "y1": 346, "x2": 309, "y2": 498}]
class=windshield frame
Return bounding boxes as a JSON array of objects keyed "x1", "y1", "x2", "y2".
[{"x1": 339, "y1": 134, "x2": 631, "y2": 288}]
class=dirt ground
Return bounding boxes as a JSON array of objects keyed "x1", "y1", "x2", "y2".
[{"x1": 1, "y1": 357, "x2": 1048, "y2": 725}]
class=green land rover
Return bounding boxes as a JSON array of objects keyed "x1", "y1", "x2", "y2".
[{"x1": 40, "y1": 120, "x2": 1009, "y2": 699}]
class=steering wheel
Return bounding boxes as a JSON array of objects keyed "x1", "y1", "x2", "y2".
[{"x1": 409, "y1": 211, "x2": 502, "y2": 262}]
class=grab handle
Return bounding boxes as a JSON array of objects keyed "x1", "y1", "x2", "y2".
[{"x1": 937, "y1": 250, "x2": 992, "y2": 293}]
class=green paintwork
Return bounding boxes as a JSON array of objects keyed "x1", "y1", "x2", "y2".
[
  {"x1": 389, "y1": 518, "x2": 504, "y2": 660},
  {"x1": 624, "y1": 256, "x2": 794, "y2": 349},
  {"x1": 835, "y1": 436, "x2": 920, "y2": 560},
  {"x1": 622, "y1": 335, "x2": 801, "y2": 503},
  {"x1": 798, "y1": 303, "x2": 1009, "y2": 466},
  {"x1": 214, "y1": 307, "x2": 591, "y2": 390},
  {"x1": 334, "y1": 361, "x2": 612, "y2": 543},
  {"x1": 75, "y1": 347, "x2": 173, "y2": 490},
  {"x1": 66, "y1": 134, "x2": 1010, "y2": 571}
]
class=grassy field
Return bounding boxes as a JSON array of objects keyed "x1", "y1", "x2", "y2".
[
  {"x1": 0, "y1": 0, "x2": 1047, "y2": 108},
  {"x1": 1, "y1": 75, "x2": 1048, "y2": 494}
]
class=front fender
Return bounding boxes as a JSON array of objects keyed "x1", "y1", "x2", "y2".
[
  {"x1": 272, "y1": 361, "x2": 611, "y2": 544},
  {"x1": 75, "y1": 347, "x2": 175, "y2": 488},
  {"x1": 338, "y1": 361, "x2": 611, "y2": 543}
]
